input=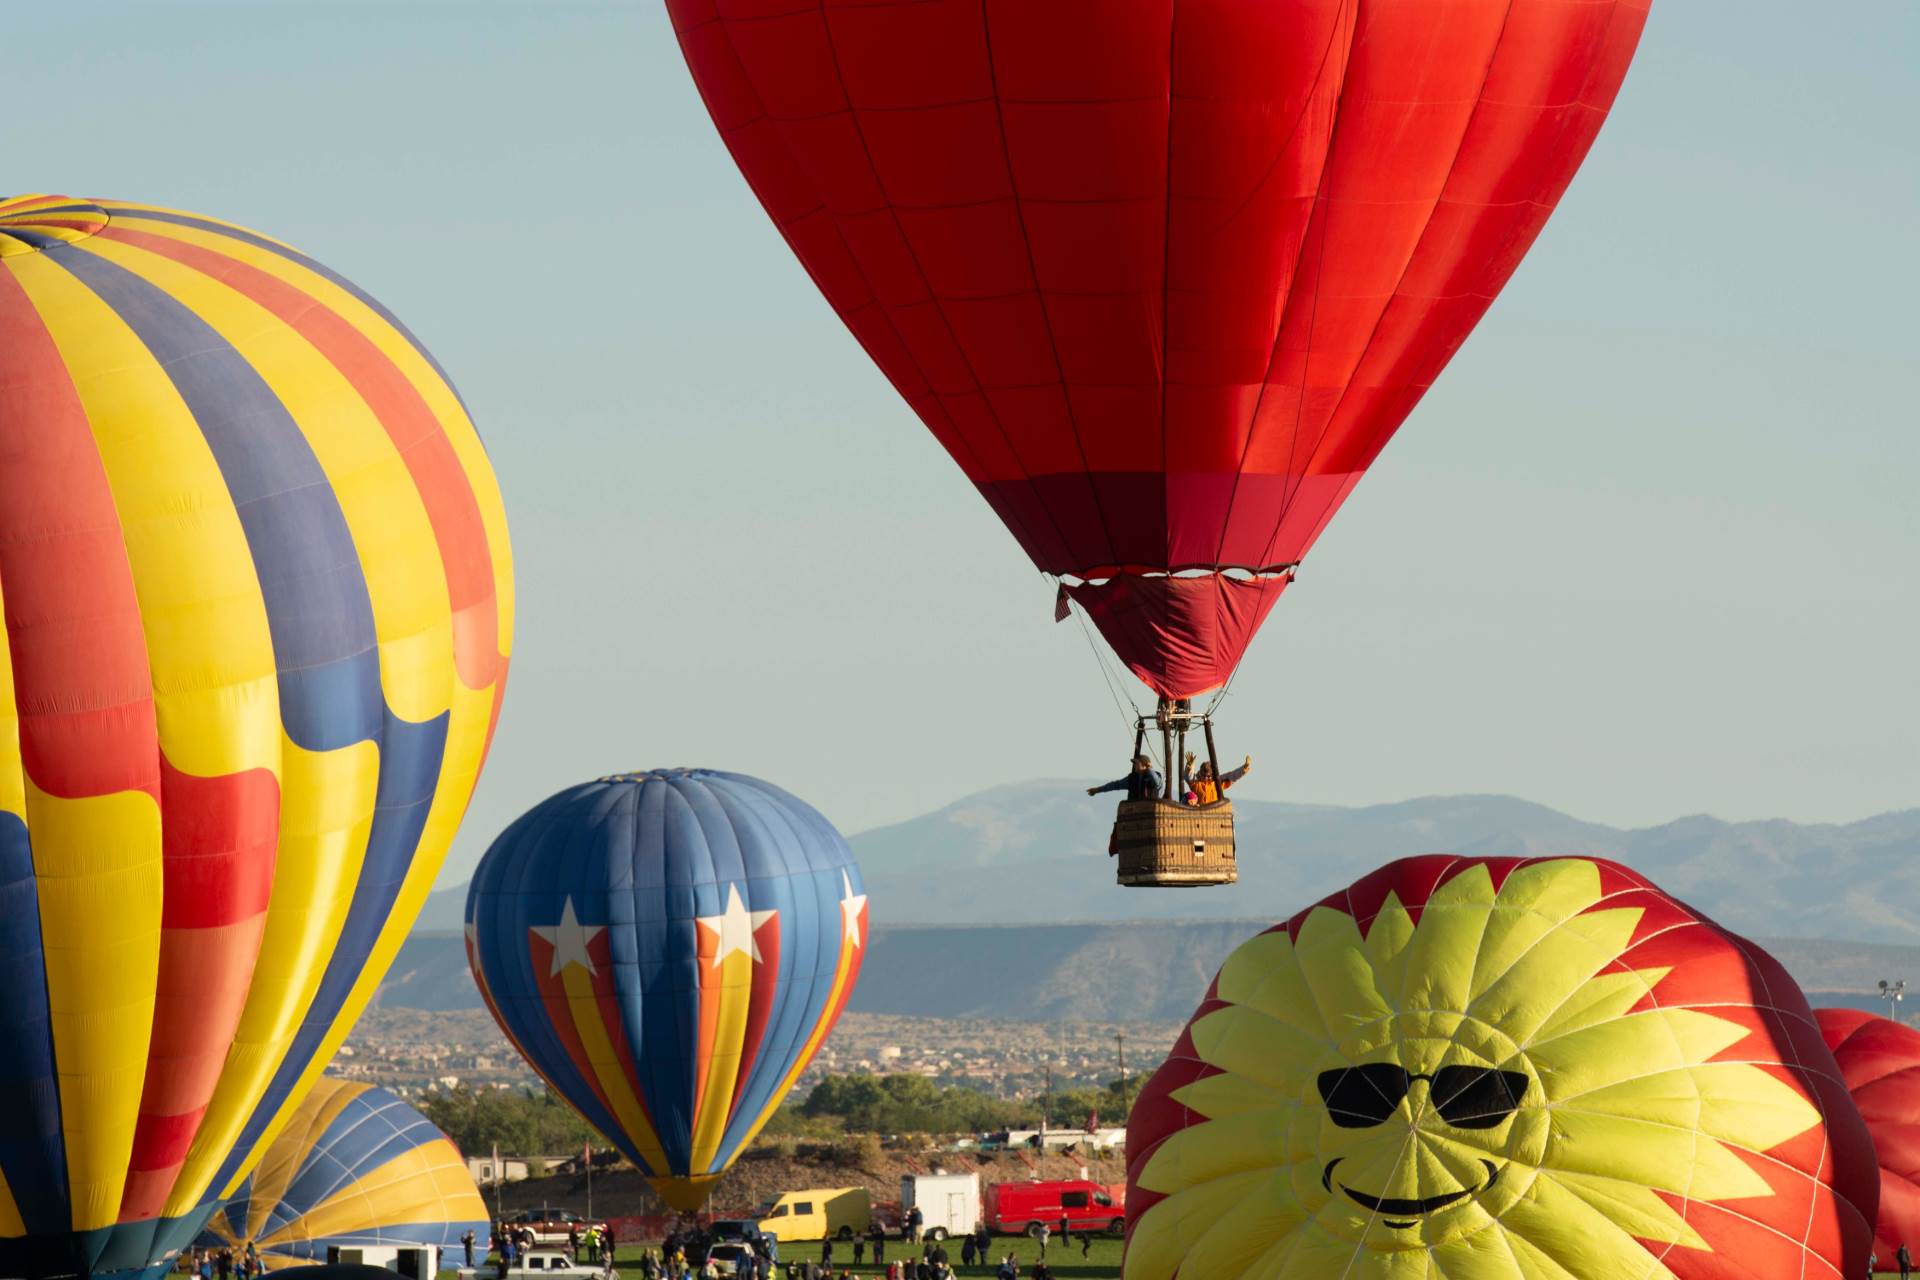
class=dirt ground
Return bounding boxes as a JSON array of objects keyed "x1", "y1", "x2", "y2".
[{"x1": 491, "y1": 1145, "x2": 1128, "y2": 1219}]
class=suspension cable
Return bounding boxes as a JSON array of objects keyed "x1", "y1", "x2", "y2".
[{"x1": 1060, "y1": 580, "x2": 1146, "y2": 733}]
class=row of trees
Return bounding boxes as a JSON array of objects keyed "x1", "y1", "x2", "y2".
[
  {"x1": 795, "y1": 1072, "x2": 1133, "y2": 1137},
  {"x1": 421, "y1": 1074, "x2": 1134, "y2": 1159},
  {"x1": 421, "y1": 1085, "x2": 599, "y2": 1159}
]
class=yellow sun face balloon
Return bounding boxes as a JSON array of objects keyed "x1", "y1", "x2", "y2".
[{"x1": 1123, "y1": 857, "x2": 1877, "y2": 1279}]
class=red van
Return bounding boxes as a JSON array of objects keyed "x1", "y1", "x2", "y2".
[{"x1": 983, "y1": 1180, "x2": 1125, "y2": 1238}]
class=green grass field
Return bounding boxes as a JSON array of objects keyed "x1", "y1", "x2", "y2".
[{"x1": 548, "y1": 1236, "x2": 1920, "y2": 1278}]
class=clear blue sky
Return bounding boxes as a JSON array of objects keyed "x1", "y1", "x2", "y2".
[{"x1": 7, "y1": 2, "x2": 1915, "y2": 887}]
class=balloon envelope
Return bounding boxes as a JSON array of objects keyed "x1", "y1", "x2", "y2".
[
  {"x1": 1817, "y1": 1008, "x2": 1920, "y2": 1259},
  {"x1": 0, "y1": 193, "x2": 512, "y2": 1277},
  {"x1": 198, "y1": 1079, "x2": 489, "y2": 1271},
  {"x1": 668, "y1": 0, "x2": 1651, "y2": 697},
  {"x1": 465, "y1": 769, "x2": 868, "y2": 1210},
  {"x1": 1125, "y1": 855, "x2": 1877, "y2": 1278}
]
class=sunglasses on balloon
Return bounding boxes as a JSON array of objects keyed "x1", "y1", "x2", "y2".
[{"x1": 1316, "y1": 1063, "x2": 1530, "y2": 1129}]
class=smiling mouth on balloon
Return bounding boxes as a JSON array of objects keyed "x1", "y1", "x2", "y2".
[{"x1": 1323, "y1": 1159, "x2": 1501, "y2": 1229}]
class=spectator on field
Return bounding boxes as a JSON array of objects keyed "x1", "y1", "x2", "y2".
[
  {"x1": 1035, "y1": 1222, "x2": 1050, "y2": 1259},
  {"x1": 1899, "y1": 1241, "x2": 1913, "y2": 1280},
  {"x1": 996, "y1": 1256, "x2": 1017, "y2": 1280},
  {"x1": 852, "y1": 1235, "x2": 865, "y2": 1267},
  {"x1": 959, "y1": 1234, "x2": 975, "y2": 1269},
  {"x1": 906, "y1": 1205, "x2": 923, "y2": 1244},
  {"x1": 868, "y1": 1224, "x2": 885, "y2": 1267}
]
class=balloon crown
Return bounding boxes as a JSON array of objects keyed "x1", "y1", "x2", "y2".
[
  {"x1": 0, "y1": 194, "x2": 108, "y2": 257},
  {"x1": 595, "y1": 767, "x2": 716, "y2": 784}
]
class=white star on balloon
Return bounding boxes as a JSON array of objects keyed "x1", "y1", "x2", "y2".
[
  {"x1": 531, "y1": 897, "x2": 603, "y2": 977},
  {"x1": 839, "y1": 870, "x2": 867, "y2": 951},
  {"x1": 697, "y1": 884, "x2": 776, "y2": 969}
]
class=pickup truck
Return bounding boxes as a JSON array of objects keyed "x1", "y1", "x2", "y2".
[
  {"x1": 457, "y1": 1249, "x2": 592, "y2": 1280},
  {"x1": 496, "y1": 1209, "x2": 608, "y2": 1247}
]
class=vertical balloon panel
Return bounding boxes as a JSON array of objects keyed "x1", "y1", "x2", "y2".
[
  {"x1": 466, "y1": 770, "x2": 868, "y2": 1211},
  {"x1": 0, "y1": 194, "x2": 512, "y2": 1278}
]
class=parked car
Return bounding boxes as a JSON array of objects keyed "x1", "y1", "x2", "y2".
[
  {"x1": 706, "y1": 1243, "x2": 756, "y2": 1276},
  {"x1": 709, "y1": 1220, "x2": 777, "y2": 1259},
  {"x1": 497, "y1": 1209, "x2": 608, "y2": 1247},
  {"x1": 984, "y1": 1180, "x2": 1125, "y2": 1237}
]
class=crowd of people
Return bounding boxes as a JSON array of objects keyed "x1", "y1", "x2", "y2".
[
  {"x1": 477, "y1": 1219, "x2": 619, "y2": 1277},
  {"x1": 178, "y1": 1244, "x2": 264, "y2": 1279},
  {"x1": 458, "y1": 1202, "x2": 1118, "y2": 1280},
  {"x1": 1087, "y1": 752, "x2": 1250, "y2": 808}
]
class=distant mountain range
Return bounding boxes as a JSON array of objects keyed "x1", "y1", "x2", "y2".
[
  {"x1": 380, "y1": 923, "x2": 1915, "y2": 1024},
  {"x1": 395, "y1": 786, "x2": 1920, "y2": 1022},
  {"x1": 422, "y1": 784, "x2": 1919, "y2": 936}
]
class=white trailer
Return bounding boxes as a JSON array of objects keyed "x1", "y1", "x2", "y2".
[
  {"x1": 327, "y1": 1244, "x2": 440, "y2": 1278},
  {"x1": 901, "y1": 1172, "x2": 981, "y2": 1242}
]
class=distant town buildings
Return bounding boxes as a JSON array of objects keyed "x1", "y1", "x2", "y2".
[
  {"x1": 338, "y1": 1007, "x2": 1179, "y2": 1104},
  {"x1": 466, "y1": 1157, "x2": 532, "y2": 1185}
]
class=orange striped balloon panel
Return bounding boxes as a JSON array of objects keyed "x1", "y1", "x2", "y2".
[
  {"x1": 196, "y1": 1079, "x2": 489, "y2": 1271},
  {"x1": 0, "y1": 193, "x2": 513, "y2": 1279}
]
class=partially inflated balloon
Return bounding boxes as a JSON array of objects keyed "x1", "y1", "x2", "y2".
[
  {"x1": 466, "y1": 769, "x2": 868, "y2": 1210},
  {"x1": 0, "y1": 194, "x2": 512, "y2": 1277},
  {"x1": 1125, "y1": 856, "x2": 1876, "y2": 1279},
  {"x1": 197, "y1": 1079, "x2": 489, "y2": 1271},
  {"x1": 669, "y1": 0, "x2": 1650, "y2": 698},
  {"x1": 1817, "y1": 1008, "x2": 1920, "y2": 1259}
]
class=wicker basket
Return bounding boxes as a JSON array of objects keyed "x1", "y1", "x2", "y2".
[{"x1": 1114, "y1": 798, "x2": 1237, "y2": 887}]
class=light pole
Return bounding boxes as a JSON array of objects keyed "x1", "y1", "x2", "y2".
[{"x1": 1879, "y1": 979, "x2": 1906, "y2": 1021}]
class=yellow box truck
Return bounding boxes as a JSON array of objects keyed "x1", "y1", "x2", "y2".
[{"x1": 755, "y1": 1187, "x2": 872, "y2": 1242}]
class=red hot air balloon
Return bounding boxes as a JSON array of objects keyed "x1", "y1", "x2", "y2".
[
  {"x1": 667, "y1": 0, "x2": 1651, "y2": 704},
  {"x1": 1817, "y1": 1008, "x2": 1920, "y2": 1260}
]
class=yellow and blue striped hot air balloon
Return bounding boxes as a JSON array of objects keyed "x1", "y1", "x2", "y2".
[
  {"x1": 198, "y1": 1079, "x2": 490, "y2": 1271},
  {"x1": 0, "y1": 193, "x2": 513, "y2": 1278}
]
